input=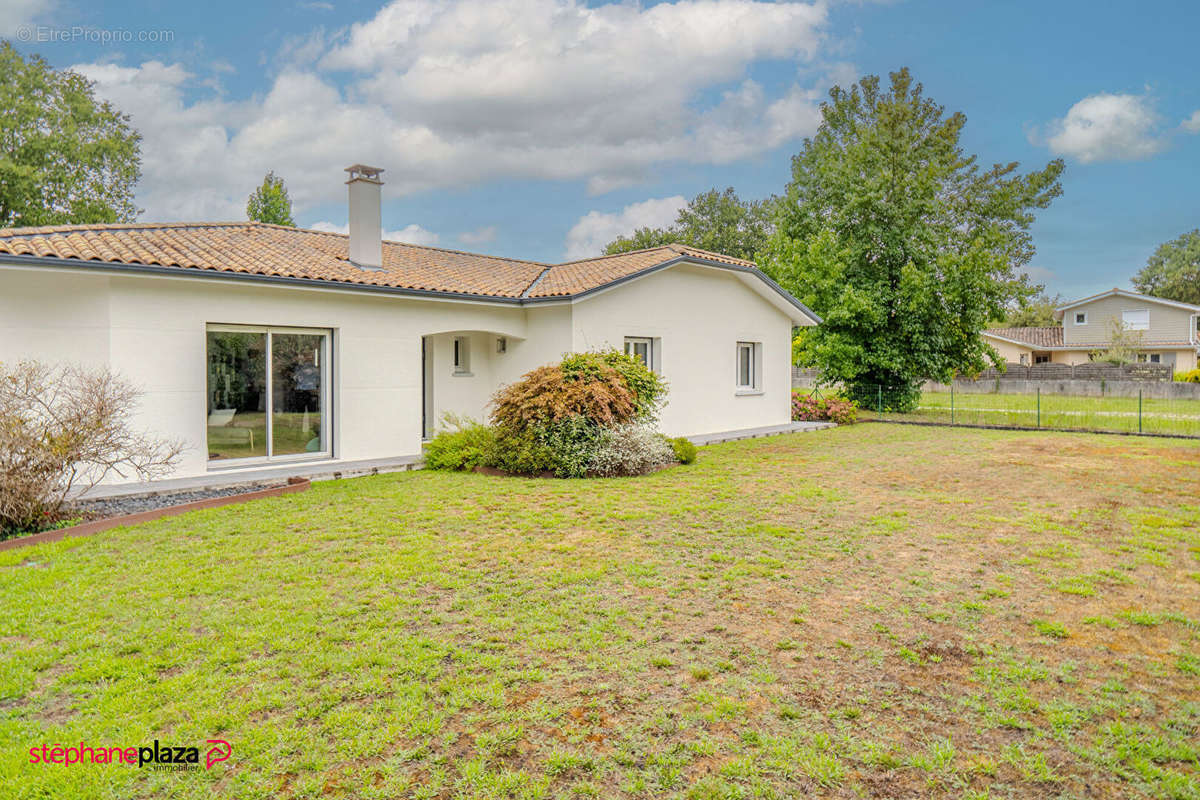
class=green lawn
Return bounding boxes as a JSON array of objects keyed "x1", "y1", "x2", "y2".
[{"x1": 2, "y1": 425, "x2": 1198, "y2": 799}]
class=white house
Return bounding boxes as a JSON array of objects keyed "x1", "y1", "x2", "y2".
[
  {"x1": 982, "y1": 288, "x2": 1200, "y2": 371},
  {"x1": 0, "y1": 165, "x2": 819, "y2": 489}
]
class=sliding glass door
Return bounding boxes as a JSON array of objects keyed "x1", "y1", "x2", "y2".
[{"x1": 207, "y1": 326, "x2": 330, "y2": 463}]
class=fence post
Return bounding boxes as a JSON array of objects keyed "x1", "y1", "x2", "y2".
[
  {"x1": 1037, "y1": 387, "x2": 1041, "y2": 428},
  {"x1": 1138, "y1": 389, "x2": 1143, "y2": 434},
  {"x1": 877, "y1": 385, "x2": 882, "y2": 415},
  {"x1": 951, "y1": 383, "x2": 955, "y2": 425}
]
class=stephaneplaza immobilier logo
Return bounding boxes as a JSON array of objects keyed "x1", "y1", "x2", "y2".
[{"x1": 30, "y1": 739, "x2": 232, "y2": 771}]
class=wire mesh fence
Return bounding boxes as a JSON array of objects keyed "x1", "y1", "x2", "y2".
[{"x1": 801, "y1": 384, "x2": 1200, "y2": 438}]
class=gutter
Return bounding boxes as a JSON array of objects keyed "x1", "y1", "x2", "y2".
[{"x1": 0, "y1": 251, "x2": 822, "y2": 324}]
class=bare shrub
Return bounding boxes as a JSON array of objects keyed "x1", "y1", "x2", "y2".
[{"x1": 0, "y1": 361, "x2": 184, "y2": 535}]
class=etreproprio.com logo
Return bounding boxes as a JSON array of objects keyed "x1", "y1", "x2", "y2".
[{"x1": 29, "y1": 739, "x2": 231, "y2": 771}]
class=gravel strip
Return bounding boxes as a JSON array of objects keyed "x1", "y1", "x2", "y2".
[{"x1": 72, "y1": 483, "x2": 284, "y2": 520}]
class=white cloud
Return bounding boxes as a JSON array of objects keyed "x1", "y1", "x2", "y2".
[
  {"x1": 1021, "y1": 265, "x2": 1056, "y2": 286},
  {"x1": 1038, "y1": 92, "x2": 1166, "y2": 163},
  {"x1": 1182, "y1": 110, "x2": 1200, "y2": 134},
  {"x1": 563, "y1": 195, "x2": 685, "y2": 260},
  {"x1": 70, "y1": 0, "x2": 835, "y2": 221},
  {"x1": 310, "y1": 220, "x2": 439, "y2": 246},
  {"x1": 458, "y1": 225, "x2": 497, "y2": 245},
  {"x1": 0, "y1": 0, "x2": 52, "y2": 36}
]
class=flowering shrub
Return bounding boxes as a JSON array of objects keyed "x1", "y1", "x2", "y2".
[
  {"x1": 426, "y1": 351, "x2": 677, "y2": 477},
  {"x1": 588, "y1": 425, "x2": 675, "y2": 477},
  {"x1": 791, "y1": 392, "x2": 858, "y2": 425}
]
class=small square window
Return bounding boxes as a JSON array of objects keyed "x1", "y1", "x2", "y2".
[
  {"x1": 496, "y1": 337, "x2": 507, "y2": 354},
  {"x1": 624, "y1": 337, "x2": 655, "y2": 372},
  {"x1": 1074, "y1": 312, "x2": 1087, "y2": 325}
]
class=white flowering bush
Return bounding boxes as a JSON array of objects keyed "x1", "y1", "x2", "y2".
[{"x1": 587, "y1": 424, "x2": 675, "y2": 477}]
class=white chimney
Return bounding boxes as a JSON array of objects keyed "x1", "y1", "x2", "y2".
[{"x1": 345, "y1": 164, "x2": 384, "y2": 270}]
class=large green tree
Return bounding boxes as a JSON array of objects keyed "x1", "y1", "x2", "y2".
[
  {"x1": 1132, "y1": 229, "x2": 1200, "y2": 305},
  {"x1": 604, "y1": 187, "x2": 772, "y2": 261},
  {"x1": 246, "y1": 171, "x2": 295, "y2": 226},
  {"x1": 763, "y1": 68, "x2": 1064, "y2": 409},
  {"x1": 0, "y1": 41, "x2": 141, "y2": 227}
]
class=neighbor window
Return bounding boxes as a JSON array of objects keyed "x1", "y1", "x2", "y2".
[
  {"x1": 453, "y1": 336, "x2": 471, "y2": 375},
  {"x1": 207, "y1": 325, "x2": 330, "y2": 463},
  {"x1": 1137, "y1": 353, "x2": 1162, "y2": 364},
  {"x1": 1122, "y1": 309, "x2": 1150, "y2": 330},
  {"x1": 736, "y1": 341, "x2": 760, "y2": 391},
  {"x1": 624, "y1": 337, "x2": 654, "y2": 371},
  {"x1": 1074, "y1": 312, "x2": 1087, "y2": 325},
  {"x1": 1034, "y1": 354, "x2": 1051, "y2": 364}
]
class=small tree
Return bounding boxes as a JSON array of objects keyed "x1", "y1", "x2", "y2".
[
  {"x1": 246, "y1": 171, "x2": 295, "y2": 226},
  {"x1": 1091, "y1": 319, "x2": 1144, "y2": 365},
  {"x1": 0, "y1": 362, "x2": 184, "y2": 535},
  {"x1": 603, "y1": 188, "x2": 772, "y2": 260}
]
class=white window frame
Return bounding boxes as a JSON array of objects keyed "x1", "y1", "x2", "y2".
[
  {"x1": 1137, "y1": 353, "x2": 1162, "y2": 364},
  {"x1": 206, "y1": 323, "x2": 333, "y2": 468},
  {"x1": 623, "y1": 337, "x2": 656, "y2": 373},
  {"x1": 1121, "y1": 308, "x2": 1150, "y2": 331},
  {"x1": 736, "y1": 341, "x2": 761, "y2": 393},
  {"x1": 452, "y1": 336, "x2": 472, "y2": 376},
  {"x1": 1074, "y1": 311, "x2": 1088, "y2": 325}
]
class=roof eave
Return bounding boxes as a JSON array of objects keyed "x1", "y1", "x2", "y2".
[{"x1": 525, "y1": 254, "x2": 821, "y2": 325}]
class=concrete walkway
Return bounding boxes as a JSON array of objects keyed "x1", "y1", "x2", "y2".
[
  {"x1": 687, "y1": 420, "x2": 835, "y2": 445},
  {"x1": 78, "y1": 454, "x2": 423, "y2": 500}
]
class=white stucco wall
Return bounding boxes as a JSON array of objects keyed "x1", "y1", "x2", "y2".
[
  {"x1": 566, "y1": 264, "x2": 795, "y2": 436},
  {"x1": 0, "y1": 260, "x2": 801, "y2": 485}
]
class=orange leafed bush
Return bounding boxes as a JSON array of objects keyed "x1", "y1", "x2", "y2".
[{"x1": 490, "y1": 363, "x2": 637, "y2": 429}]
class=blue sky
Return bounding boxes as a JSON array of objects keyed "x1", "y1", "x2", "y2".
[{"x1": 6, "y1": 0, "x2": 1199, "y2": 296}]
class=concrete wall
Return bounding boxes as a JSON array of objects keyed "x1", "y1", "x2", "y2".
[
  {"x1": 1063, "y1": 295, "x2": 1198, "y2": 347},
  {"x1": 928, "y1": 378, "x2": 1200, "y2": 400}
]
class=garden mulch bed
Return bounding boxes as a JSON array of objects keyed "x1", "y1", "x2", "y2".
[{"x1": 0, "y1": 478, "x2": 310, "y2": 552}]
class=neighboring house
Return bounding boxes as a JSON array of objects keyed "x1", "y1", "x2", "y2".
[
  {"x1": 983, "y1": 288, "x2": 1200, "y2": 372},
  {"x1": 0, "y1": 165, "x2": 819, "y2": 488}
]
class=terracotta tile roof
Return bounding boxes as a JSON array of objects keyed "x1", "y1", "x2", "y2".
[
  {"x1": 529, "y1": 244, "x2": 755, "y2": 298},
  {"x1": 983, "y1": 327, "x2": 1064, "y2": 348},
  {"x1": 0, "y1": 223, "x2": 773, "y2": 304}
]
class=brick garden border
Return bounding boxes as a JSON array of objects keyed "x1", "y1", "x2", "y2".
[{"x1": 0, "y1": 477, "x2": 311, "y2": 552}]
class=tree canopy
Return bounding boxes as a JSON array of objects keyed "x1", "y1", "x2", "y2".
[
  {"x1": 246, "y1": 171, "x2": 295, "y2": 227},
  {"x1": 0, "y1": 42, "x2": 141, "y2": 227},
  {"x1": 603, "y1": 187, "x2": 772, "y2": 261},
  {"x1": 1132, "y1": 229, "x2": 1200, "y2": 305},
  {"x1": 762, "y1": 68, "x2": 1064, "y2": 408},
  {"x1": 994, "y1": 290, "x2": 1065, "y2": 328}
]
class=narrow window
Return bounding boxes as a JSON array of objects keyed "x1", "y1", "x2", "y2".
[
  {"x1": 736, "y1": 342, "x2": 759, "y2": 390},
  {"x1": 623, "y1": 337, "x2": 654, "y2": 371},
  {"x1": 452, "y1": 336, "x2": 471, "y2": 374},
  {"x1": 1074, "y1": 312, "x2": 1087, "y2": 325}
]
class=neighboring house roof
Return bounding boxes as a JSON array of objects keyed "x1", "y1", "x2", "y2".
[
  {"x1": 983, "y1": 327, "x2": 1064, "y2": 348},
  {"x1": 983, "y1": 326, "x2": 1195, "y2": 350},
  {"x1": 0, "y1": 222, "x2": 819, "y2": 322},
  {"x1": 1053, "y1": 288, "x2": 1200, "y2": 318}
]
